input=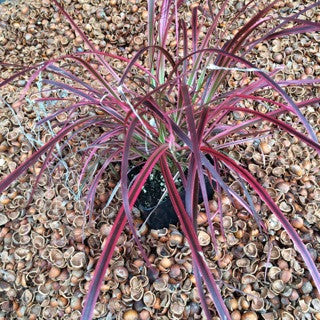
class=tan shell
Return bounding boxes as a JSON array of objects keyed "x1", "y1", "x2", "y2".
[
  {"x1": 1, "y1": 270, "x2": 15, "y2": 283},
  {"x1": 298, "y1": 299, "x2": 309, "y2": 313},
  {"x1": 267, "y1": 215, "x2": 281, "y2": 232},
  {"x1": 21, "y1": 289, "x2": 34, "y2": 306},
  {"x1": 226, "y1": 233, "x2": 239, "y2": 246},
  {"x1": 268, "y1": 266, "x2": 281, "y2": 280},
  {"x1": 153, "y1": 277, "x2": 168, "y2": 291},
  {"x1": 282, "y1": 286, "x2": 293, "y2": 298},
  {"x1": 222, "y1": 216, "x2": 233, "y2": 229},
  {"x1": 251, "y1": 296, "x2": 264, "y2": 312},
  {"x1": 272, "y1": 167, "x2": 285, "y2": 177},
  {"x1": 281, "y1": 248, "x2": 296, "y2": 261},
  {"x1": 169, "y1": 230, "x2": 184, "y2": 247},
  {"x1": 69, "y1": 252, "x2": 86, "y2": 270},
  {"x1": 130, "y1": 275, "x2": 149, "y2": 289},
  {"x1": 241, "y1": 311, "x2": 258, "y2": 320},
  {"x1": 143, "y1": 291, "x2": 156, "y2": 307},
  {"x1": 190, "y1": 287, "x2": 200, "y2": 303},
  {"x1": 236, "y1": 258, "x2": 250, "y2": 268},
  {"x1": 155, "y1": 291, "x2": 169, "y2": 312},
  {"x1": 170, "y1": 301, "x2": 185, "y2": 316},
  {"x1": 289, "y1": 165, "x2": 304, "y2": 177},
  {"x1": 279, "y1": 201, "x2": 293, "y2": 213},
  {"x1": 6, "y1": 210, "x2": 20, "y2": 220},
  {"x1": 18, "y1": 224, "x2": 31, "y2": 236},
  {"x1": 48, "y1": 266, "x2": 61, "y2": 279},
  {"x1": 311, "y1": 298, "x2": 320, "y2": 312},
  {"x1": 181, "y1": 278, "x2": 192, "y2": 292},
  {"x1": 198, "y1": 230, "x2": 211, "y2": 246},
  {"x1": 280, "y1": 311, "x2": 294, "y2": 320},
  {"x1": 130, "y1": 287, "x2": 144, "y2": 301},
  {"x1": 269, "y1": 245, "x2": 280, "y2": 260},
  {"x1": 271, "y1": 279, "x2": 285, "y2": 294},
  {"x1": 33, "y1": 273, "x2": 46, "y2": 286},
  {"x1": 0, "y1": 214, "x2": 8, "y2": 226},
  {"x1": 93, "y1": 302, "x2": 107, "y2": 318},
  {"x1": 244, "y1": 243, "x2": 258, "y2": 258},
  {"x1": 113, "y1": 266, "x2": 129, "y2": 283},
  {"x1": 123, "y1": 309, "x2": 139, "y2": 320},
  {"x1": 38, "y1": 282, "x2": 51, "y2": 296},
  {"x1": 174, "y1": 246, "x2": 191, "y2": 264},
  {"x1": 279, "y1": 230, "x2": 292, "y2": 246},
  {"x1": 49, "y1": 248, "x2": 66, "y2": 268},
  {"x1": 275, "y1": 181, "x2": 291, "y2": 194},
  {"x1": 261, "y1": 313, "x2": 274, "y2": 320},
  {"x1": 12, "y1": 231, "x2": 30, "y2": 245},
  {"x1": 241, "y1": 274, "x2": 257, "y2": 284},
  {"x1": 14, "y1": 247, "x2": 31, "y2": 260}
]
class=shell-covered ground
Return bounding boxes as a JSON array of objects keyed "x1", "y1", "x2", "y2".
[{"x1": 0, "y1": 0, "x2": 320, "y2": 319}]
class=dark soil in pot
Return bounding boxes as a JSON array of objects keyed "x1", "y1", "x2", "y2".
[{"x1": 128, "y1": 165, "x2": 216, "y2": 229}]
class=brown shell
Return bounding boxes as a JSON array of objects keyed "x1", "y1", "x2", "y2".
[
  {"x1": 49, "y1": 248, "x2": 66, "y2": 268},
  {"x1": 244, "y1": 243, "x2": 258, "y2": 258},
  {"x1": 143, "y1": 291, "x2": 156, "y2": 308},
  {"x1": 271, "y1": 279, "x2": 285, "y2": 294},
  {"x1": 153, "y1": 277, "x2": 168, "y2": 292}
]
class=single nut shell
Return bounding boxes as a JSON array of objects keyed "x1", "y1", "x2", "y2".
[
  {"x1": 241, "y1": 311, "x2": 258, "y2": 320},
  {"x1": 123, "y1": 309, "x2": 139, "y2": 320}
]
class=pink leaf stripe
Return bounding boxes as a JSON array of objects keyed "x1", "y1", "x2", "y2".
[{"x1": 160, "y1": 157, "x2": 232, "y2": 320}]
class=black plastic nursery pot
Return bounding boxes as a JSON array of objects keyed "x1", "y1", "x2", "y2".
[{"x1": 128, "y1": 165, "x2": 216, "y2": 229}]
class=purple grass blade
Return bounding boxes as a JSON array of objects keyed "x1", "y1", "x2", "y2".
[
  {"x1": 81, "y1": 210, "x2": 127, "y2": 320},
  {"x1": 181, "y1": 84, "x2": 212, "y2": 225},
  {"x1": 187, "y1": 0, "x2": 229, "y2": 87},
  {"x1": 214, "y1": 162, "x2": 225, "y2": 239},
  {"x1": 237, "y1": 174, "x2": 266, "y2": 233},
  {"x1": 180, "y1": 20, "x2": 189, "y2": 76},
  {"x1": 209, "y1": 96, "x2": 320, "y2": 142},
  {"x1": 72, "y1": 50, "x2": 159, "y2": 85},
  {"x1": 52, "y1": 0, "x2": 120, "y2": 82},
  {"x1": 181, "y1": 85, "x2": 218, "y2": 243},
  {"x1": 81, "y1": 145, "x2": 167, "y2": 320},
  {"x1": 193, "y1": 261, "x2": 213, "y2": 319},
  {"x1": 174, "y1": 48, "x2": 319, "y2": 142},
  {"x1": 46, "y1": 65, "x2": 101, "y2": 96},
  {"x1": 25, "y1": 144, "x2": 56, "y2": 208},
  {"x1": 79, "y1": 128, "x2": 123, "y2": 184},
  {"x1": 0, "y1": 64, "x2": 41, "y2": 90},
  {"x1": 42, "y1": 79, "x2": 96, "y2": 102},
  {"x1": 42, "y1": 79, "x2": 124, "y2": 122},
  {"x1": 160, "y1": 157, "x2": 232, "y2": 320},
  {"x1": 119, "y1": 45, "x2": 175, "y2": 87},
  {"x1": 185, "y1": 156, "x2": 199, "y2": 223},
  {"x1": 157, "y1": 0, "x2": 173, "y2": 82},
  {"x1": 144, "y1": 103, "x2": 287, "y2": 225},
  {"x1": 223, "y1": 106, "x2": 320, "y2": 154},
  {"x1": 36, "y1": 101, "x2": 90, "y2": 127},
  {"x1": 17, "y1": 53, "x2": 119, "y2": 98},
  {"x1": 247, "y1": 1, "x2": 320, "y2": 50},
  {"x1": 0, "y1": 116, "x2": 101, "y2": 194},
  {"x1": 85, "y1": 149, "x2": 121, "y2": 221},
  {"x1": 201, "y1": 146, "x2": 320, "y2": 295},
  {"x1": 147, "y1": 0, "x2": 156, "y2": 79},
  {"x1": 264, "y1": 24, "x2": 320, "y2": 41},
  {"x1": 191, "y1": 6, "x2": 199, "y2": 63},
  {"x1": 121, "y1": 116, "x2": 158, "y2": 273}
]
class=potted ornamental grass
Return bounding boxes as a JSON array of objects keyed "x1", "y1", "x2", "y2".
[{"x1": 0, "y1": 0, "x2": 320, "y2": 319}]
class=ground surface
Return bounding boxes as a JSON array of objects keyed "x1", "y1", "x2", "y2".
[{"x1": 0, "y1": 0, "x2": 320, "y2": 319}]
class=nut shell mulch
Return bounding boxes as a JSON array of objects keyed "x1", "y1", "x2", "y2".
[{"x1": 0, "y1": 0, "x2": 320, "y2": 319}]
